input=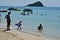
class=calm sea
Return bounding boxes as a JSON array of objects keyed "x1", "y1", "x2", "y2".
[{"x1": 0, "y1": 6, "x2": 60, "y2": 40}]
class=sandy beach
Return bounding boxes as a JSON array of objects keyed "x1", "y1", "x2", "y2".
[{"x1": 0, "y1": 28, "x2": 53, "y2": 40}]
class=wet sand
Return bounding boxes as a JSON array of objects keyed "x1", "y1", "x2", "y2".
[{"x1": 0, "y1": 28, "x2": 52, "y2": 40}]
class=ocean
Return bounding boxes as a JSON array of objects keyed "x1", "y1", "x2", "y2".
[{"x1": 0, "y1": 6, "x2": 60, "y2": 40}]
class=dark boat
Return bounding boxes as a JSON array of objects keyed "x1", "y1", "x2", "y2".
[{"x1": 0, "y1": 10, "x2": 7, "y2": 12}]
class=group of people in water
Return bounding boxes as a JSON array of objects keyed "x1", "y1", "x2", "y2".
[{"x1": 5, "y1": 11, "x2": 43, "y2": 31}]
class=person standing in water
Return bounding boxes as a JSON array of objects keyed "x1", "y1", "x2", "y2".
[
  {"x1": 38, "y1": 24, "x2": 43, "y2": 30},
  {"x1": 5, "y1": 12, "x2": 11, "y2": 30}
]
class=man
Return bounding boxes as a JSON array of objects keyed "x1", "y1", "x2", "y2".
[{"x1": 5, "y1": 12, "x2": 11, "y2": 30}]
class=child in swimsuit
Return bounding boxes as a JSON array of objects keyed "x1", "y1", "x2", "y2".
[{"x1": 16, "y1": 21, "x2": 22, "y2": 30}]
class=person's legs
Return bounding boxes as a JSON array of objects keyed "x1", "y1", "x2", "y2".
[
  {"x1": 7, "y1": 22, "x2": 10, "y2": 30},
  {"x1": 19, "y1": 27, "x2": 21, "y2": 30},
  {"x1": 17, "y1": 26, "x2": 21, "y2": 30}
]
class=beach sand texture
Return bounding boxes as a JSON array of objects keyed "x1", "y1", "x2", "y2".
[{"x1": 0, "y1": 28, "x2": 51, "y2": 40}]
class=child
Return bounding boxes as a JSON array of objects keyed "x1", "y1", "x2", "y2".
[{"x1": 15, "y1": 21, "x2": 22, "y2": 30}]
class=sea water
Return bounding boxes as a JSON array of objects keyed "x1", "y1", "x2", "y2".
[{"x1": 0, "y1": 6, "x2": 60, "y2": 40}]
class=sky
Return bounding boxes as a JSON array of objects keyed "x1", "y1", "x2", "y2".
[{"x1": 0, "y1": 0, "x2": 60, "y2": 7}]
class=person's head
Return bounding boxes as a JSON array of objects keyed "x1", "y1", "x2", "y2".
[
  {"x1": 8, "y1": 12, "x2": 11, "y2": 15},
  {"x1": 40, "y1": 24, "x2": 42, "y2": 26}
]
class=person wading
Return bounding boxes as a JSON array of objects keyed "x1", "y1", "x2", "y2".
[{"x1": 5, "y1": 12, "x2": 11, "y2": 31}]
